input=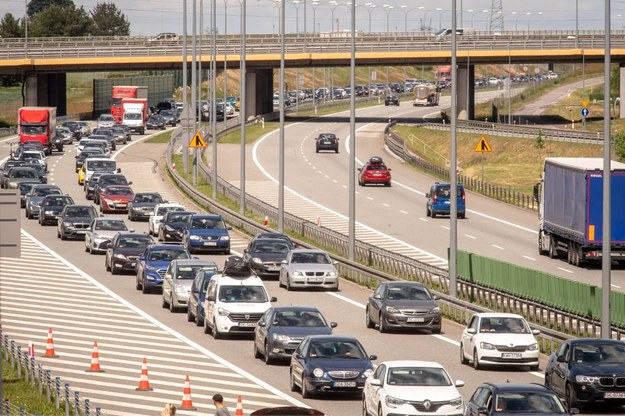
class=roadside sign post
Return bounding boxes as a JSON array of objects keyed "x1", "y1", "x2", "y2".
[
  {"x1": 581, "y1": 100, "x2": 589, "y2": 129},
  {"x1": 474, "y1": 135, "x2": 493, "y2": 182}
]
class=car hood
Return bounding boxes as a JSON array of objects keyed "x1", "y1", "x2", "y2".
[
  {"x1": 132, "y1": 202, "x2": 158, "y2": 209},
  {"x1": 62, "y1": 216, "x2": 95, "y2": 223},
  {"x1": 382, "y1": 385, "x2": 461, "y2": 401},
  {"x1": 116, "y1": 248, "x2": 147, "y2": 256},
  {"x1": 272, "y1": 326, "x2": 332, "y2": 337},
  {"x1": 145, "y1": 260, "x2": 172, "y2": 270},
  {"x1": 41, "y1": 204, "x2": 66, "y2": 211},
  {"x1": 288, "y1": 264, "x2": 336, "y2": 272},
  {"x1": 307, "y1": 358, "x2": 373, "y2": 371},
  {"x1": 384, "y1": 300, "x2": 438, "y2": 310},
  {"x1": 569, "y1": 362, "x2": 625, "y2": 374},
  {"x1": 92, "y1": 230, "x2": 125, "y2": 239},
  {"x1": 475, "y1": 333, "x2": 537, "y2": 346},
  {"x1": 188, "y1": 229, "x2": 228, "y2": 237},
  {"x1": 171, "y1": 280, "x2": 194, "y2": 290}
]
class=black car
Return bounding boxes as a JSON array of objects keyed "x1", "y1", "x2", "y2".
[
  {"x1": 146, "y1": 115, "x2": 166, "y2": 130},
  {"x1": 315, "y1": 133, "x2": 339, "y2": 154},
  {"x1": 105, "y1": 232, "x2": 154, "y2": 275},
  {"x1": 17, "y1": 181, "x2": 41, "y2": 208},
  {"x1": 0, "y1": 160, "x2": 26, "y2": 187},
  {"x1": 60, "y1": 121, "x2": 82, "y2": 141},
  {"x1": 545, "y1": 338, "x2": 625, "y2": 410},
  {"x1": 90, "y1": 129, "x2": 116, "y2": 150},
  {"x1": 384, "y1": 95, "x2": 400, "y2": 106},
  {"x1": 243, "y1": 234, "x2": 294, "y2": 279},
  {"x1": 128, "y1": 192, "x2": 166, "y2": 221},
  {"x1": 158, "y1": 210, "x2": 195, "y2": 242},
  {"x1": 84, "y1": 171, "x2": 105, "y2": 200},
  {"x1": 56, "y1": 204, "x2": 99, "y2": 240},
  {"x1": 254, "y1": 306, "x2": 336, "y2": 364},
  {"x1": 2, "y1": 167, "x2": 40, "y2": 189},
  {"x1": 365, "y1": 281, "x2": 442, "y2": 333},
  {"x1": 75, "y1": 148, "x2": 105, "y2": 172},
  {"x1": 289, "y1": 335, "x2": 376, "y2": 398},
  {"x1": 38, "y1": 195, "x2": 75, "y2": 226},
  {"x1": 110, "y1": 125, "x2": 128, "y2": 145},
  {"x1": 93, "y1": 174, "x2": 132, "y2": 205},
  {"x1": 21, "y1": 163, "x2": 48, "y2": 184},
  {"x1": 159, "y1": 110, "x2": 177, "y2": 126},
  {"x1": 464, "y1": 383, "x2": 571, "y2": 416}
]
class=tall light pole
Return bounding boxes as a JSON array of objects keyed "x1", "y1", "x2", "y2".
[
  {"x1": 24, "y1": 0, "x2": 28, "y2": 57},
  {"x1": 223, "y1": 0, "x2": 229, "y2": 128},
  {"x1": 365, "y1": 3, "x2": 376, "y2": 33},
  {"x1": 278, "y1": 0, "x2": 285, "y2": 232},
  {"x1": 422, "y1": 8, "x2": 437, "y2": 31},
  {"x1": 383, "y1": 4, "x2": 394, "y2": 32},
  {"x1": 437, "y1": 7, "x2": 445, "y2": 30},
  {"x1": 527, "y1": 11, "x2": 542, "y2": 31},
  {"x1": 239, "y1": 0, "x2": 247, "y2": 216},
  {"x1": 293, "y1": 0, "x2": 301, "y2": 34},
  {"x1": 468, "y1": 8, "x2": 487, "y2": 29},
  {"x1": 311, "y1": 1, "x2": 320, "y2": 33},
  {"x1": 400, "y1": 5, "x2": 408, "y2": 32}
]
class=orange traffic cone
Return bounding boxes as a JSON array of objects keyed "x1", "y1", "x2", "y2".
[
  {"x1": 135, "y1": 357, "x2": 153, "y2": 391},
  {"x1": 263, "y1": 216, "x2": 268, "y2": 226},
  {"x1": 43, "y1": 328, "x2": 58, "y2": 358},
  {"x1": 85, "y1": 341, "x2": 105, "y2": 373},
  {"x1": 235, "y1": 395, "x2": 243, "y2": 416},
  {"x1": 180, "y1": 375, "x2": 196, "y2": 410}
]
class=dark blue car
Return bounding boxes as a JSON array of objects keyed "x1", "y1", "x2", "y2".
[
  {"x1": 289, "y1": 335, "x2": 376, "y2": 398},
  {"x1": 187, "y1": 270, "x2": 218, "y2": 326},
  {"x1": 135, "y1": 243, "x2": 191, "y2": 294},
  {"x1": 425, "y1": 182, "x2": 466, "y2": 219},
  {"x1": 183, "y1": 214, "x2": 231, "y2": 254}
]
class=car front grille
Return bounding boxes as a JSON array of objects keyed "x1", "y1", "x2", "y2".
[
  {"x1": 599, "y1": 377, "x2": 625, "y2": 387},
  {"x1": 73, "y1": 223, "x2": 90, "y2": 229},
  {"x1": 304, "y1": 271, "x2": 326, "y2": 277},
  {"x1": 327, "y1": 370, "x2": 359, "y2": 379},
  {"x1": 495, "y1": 345, "x2": 528, "y2": 352},
  {"x1": 410, "y1": 400, "x2": 448, "y2": 412},
  {"x1": 229, "y1": 313, "x2": 262, "y2": 323},
  {"x1": 200, "y1": 235, "x2": 219, "y2": 242},
  {"x1": 157, "y1": 269, "x2": 166, "y2": 278},
  {"x1": 401, "y1": 310, "x2": 428, "y2": 316}
]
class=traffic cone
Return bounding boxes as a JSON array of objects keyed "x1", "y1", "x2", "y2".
[
  {"x1": 85, "y1": 341, "x2": 105, "y2": 373},
  {"x1": 43, "y1": 328, "x2": 58, "y2": 358},
  {"x1": 28, "y1": 341, "x2": 35, "y2": 358},
  {"x1": 263, "y1": 216, "x2": 268, "y2": 226},
  {"x1": 180, "y1": 375, "x2": 196, "y2": 410},
  {"x1": 235, "y1": 395, "x2": 243, "y2": 416},
  {"x1": 135, "y1": 357, "x2": 153, "y2": 391}
]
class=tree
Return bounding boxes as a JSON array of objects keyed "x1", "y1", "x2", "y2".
[
  {"x1": 27, "y1": 0, "x2": 74, "y2": 17},
  {"x1": 28, "y1": 4, "x2": 92, "y2": 37},
  {"x1": 615, "y1": 131, "x2": 625, "y2": 163},
  {"x1": 90, "y1": 2, "x2": 130, "y2": 36},
  {"x1": 0, "y1": 13, "x2": 24, "y2": 38}
]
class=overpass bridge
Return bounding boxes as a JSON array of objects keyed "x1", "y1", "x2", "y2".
[{"x1": 2, "y1": 30, "x2": 624, "y2": 118}]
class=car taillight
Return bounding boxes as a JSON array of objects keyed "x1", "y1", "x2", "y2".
[
  {"x1": 432, "y1": 194, "x2": 437, "y2": 203},
  {"x1": 461, "y1": 190, "x2": 465, "y2": 203}
]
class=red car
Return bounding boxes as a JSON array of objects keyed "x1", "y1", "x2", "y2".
[
  {"x1": 100, "y1": 185, "x2": 134, "y2": 213},
  {"x1": 358, "y1": 156, "x2": 392, "y2": 187}
]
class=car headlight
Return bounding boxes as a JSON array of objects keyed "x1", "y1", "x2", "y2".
[
  {"x1": 174, "y1": 285, "x2": 187, "y2": 295},
  {"x1": 252, "y1": 257, "x2": 263, "y2": 265},
  {"x1": 219, "y1": 236, "x2": 230, "y2": 241},
  {"x1": 429, "y1": 307, "x2": 441, "y2": 314},
  {"x1": 273, "y1": 334, "x2": 291, "y2": 341},
  {"x1": 164, "y1": 224, "x2": 174, "y2": 231},
  {"x1": 8, "y1": 181, "x2": 17, "y2": 188},
  {"x1": 104, "y1": 199, "x2": 114, "y2": 205},
  {"x1": 385, "y1": 306, "x2": 400, "y2": 314},
  {"x1": 113, "y1": 253, "x2": 126, "y2": 259},
  {"x1": 576, "y1": 375, "x2": 600, "y2": 384},
  {"x1": 528, "y1": 343, "x2": 539, "y2": 351},
  {"x1": 217, "y1": 307, "x2": 230, "y2": 316},
  {"x1": 386, "y1": 395, "x2": 407, "y2": 408},
  {"x1": 480, "y1": 342, "x2": 495, "y2": 350},
  {"x1": 44, "y1": 210, "x2": 54, "y2": 215},
  {"x1": 327, "y1": 271, "x2": 338, "y2": 277},
  {"x1": 292, "y1": 271, "x2": 304, "y2": 277},
  {"x1": 62, "y1": 222, "x2": 74, "y2": 229},
  {"x1": 190, "y1": 235, "x2": 201, "y2": 241},
  {"x1": 450, "y1": 397, "x2": 463, "y2": 407},
  {"x1": 363, "y1": 369, "x2": 374, "y2": 378},
  {"x1": 312, "y1": 368, "x2": 324, "y2": 378}
]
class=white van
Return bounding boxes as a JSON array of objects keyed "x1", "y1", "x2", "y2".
[
  {"x1": 83, "y1": 157, "x2": 119, "y2": 182},
  {"x1": 203, "y1": 273, "x2": 276, "y2": 339}
]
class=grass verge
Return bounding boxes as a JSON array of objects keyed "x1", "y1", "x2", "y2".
[{"x1": 145, "y1": 130, "x2": 173, "y2": 143}]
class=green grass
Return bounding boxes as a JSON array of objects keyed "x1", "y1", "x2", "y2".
[
  {"x1": 145, "y1": 130, "x2": 174, "y2": 143},
  {"x1": 219, "y1": 121, "x2": 281, "y2": 144}
]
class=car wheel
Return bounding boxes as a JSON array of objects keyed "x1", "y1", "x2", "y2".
[
  {"x1": 195, "y1": 308, "x2": 203, "y2": 327},
  {"x1": 135, "y1": 275, "x2": 142, "y2": 290},
  {"x1": 157, "y1": 231, "x2": 163, "y2": 242},
  {"x1": 253, "y1": 340, "x2": 262, "y2": 359},
  {"x1": 111, "y1": 263, "x2": 119, "y2": 275},
  {"x1": 301, "y1": 375, "x2": 311, "y2": 398},
  {"x1": 473, "y1": 349, "x2": 481, "y2": 370},
  {"x1": 141, "y1": 279, "x2": 150, "y2": 294},
  {"x1": 61, "y1": 232, "x2": 67, "y2": 240},
  {"x1": 378, "y1": 313, "x2": 387, "y2": 333},
  {"x1": 365, "y1": 307, "x2": 374, "y2": 329},
  {"x1": 459, "y1": 212, "x2": 466, "y2": 219},
  {"x1": 460, "y1": 344, "x2": 469, "y2": 364},
  {"x1": 187, "y1": 307, "x2": 194, "y2": 323},
  {"x1": 169, "y1": 298, "x2": 177, "y2": 313},
  {"x1": 162, "y1": 296, "x2": 168, "y2": 309},
  {"x1": 544, "y1": 373, "x2": 551, "y2": 389},
  {"x1": 128, "y1": 212, "x2": 134, "y2": 221},
  {"x1": 212, "y1": 319, "x2": 222, "y2": 339},
  {"x1": 285, "y1": 276, "x2": 292, "y2": 291},
  {"x1": 432, "y1": 325, "x2": 441, "y2": 334},
  {"x1": 549, "y1": 236, "x2": 558, "y2": 259},
  {"x1": 203, "y1": 318, "x2": 211, "y2": 334},
  {"x1": 426, "y1": 206, "x2": 431, "y2": 217},
  {"x1": 223, "y1": 248, "x2": 231, "y2": 255},
  {"x1": 431, "y1": 211, "x2": 437, "y2": 219},
  {"x1": 105, "y1": 258, "x2": 111, "y2": 272},
  {"x1": 362, "y1": 399, "x2": 369, "y2": 416},
  {"x1": 289, "y1": 371, "x2": 298, "y2": 392},
  {"x1": 565, "y1": 383, "x2": 577, "y2": 411},
  {"x1": 385, "y1": 181, "x2": 391, "y2": 187},
  {"x1": 264, "y1": 341, "x2": 273, "y2": 365},
  {"x1": 57, "y1": 229, "x2": 61, "y2": 239},
  {"x1": 377, "y1": 404, "x2": 384, "y2": 416}
]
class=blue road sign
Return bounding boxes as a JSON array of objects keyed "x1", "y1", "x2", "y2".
[{"x1": 581, "y1": 107, "x2": 589, "y2": 117}]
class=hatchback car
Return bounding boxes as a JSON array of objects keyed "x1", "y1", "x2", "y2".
[
  {"x1": 358, "y1": 156, "x2": 392, "y2": 187},
  {"x1": 384, "y1": 95, "x2": 400, "y2": 106},
  {"x1": 25, "y1": 184, "x2": 62, "y2": 219},
  {"x1": 128, "y1": 192, "x2": 165, "y2": 221},
  {"x1": 464, "y1": 383, "x2": 571, "y2": 416},
  {"x1": 38, "y1": 195, "x2": 75, "y2": 226},
  {"x1": 187, "y1": 269, "x2": 219, "y2": 326},
  {"x1": 254, "y1": 306, "x2": 336, "y2": 364},
  {"x1": 365, "y1": 281, "x2": 442, "y2": 333},
  {"x1": 279, "y1": 249, "x2": 339, "y2": 291},
  {"x1": 148, "y1": 203, "x2": 186, "y2": 236},
  {"x1": 161, "y1": 259, "x2": 218, "y2": 312},
  {"x1": 56, "y1": 205, "x2": 99, "y2": 240},
  {"x1": 426, "y1": 182, "x2": 466, "y2": 219},
  {"x1": 146, "y1": 115, "x2": 166, "y2": 130},
  {"x1": 544, "y1": 338, "x2": 625, "y2": 410},
  {"x1": 17, "y1": 181, "x2": 41, "y2": 208},
  {"x1": 183, "y1": 214, "x2": 231, "y2": 254},
  {"x1": 159, "y1": 109, "x2": 177, "y2": 126},
  {"x1": 99, "y1": 185, "x2": 134, "y2": 213},
  {"x1": 315, "y1": 133, "x2": 339, "y2": 153},
  {"x1": 158, "y1": 211, "x2": 195, "y2": 242},
  {"x1": 93, "y1": 174, "x2": 132, "y2": 205},
  {"x1": 135, "y1": 244, "x2": 192, "y2": 294},
  {"x1": 289, "y1": 335, "x2": 376, "y2": 398},
  {"x1": 105, "y1": 232, "x2": 154, "y2": 275},
  {"x1": 460, "y1": 313, "x2": 540, "y2": 371},
  {"x1": 243, "y1": 234, "x2": 295, "y2": 279},
  {"x1": 84, "y1": 218, "x2": 132, "y2": 254},
  {"x1": 363, "y1": 361, "x2": 464, "y2": 416},
  {"x1": 3, "y1": 167, "x2": 40, "y2": 189},
  {"x1": 97, "y1": 114, "x2": 115, "y2": 128}
]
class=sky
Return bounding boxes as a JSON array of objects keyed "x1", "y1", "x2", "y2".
[{"x1": 3, "y1": 0, "x2": 625, "y2": 36}]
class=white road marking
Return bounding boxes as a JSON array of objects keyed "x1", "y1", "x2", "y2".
[
  {"x1": 523, "y1": 255, "x2": 537, "y2": 261},
  {"x1": 465, "y1": 234, "x2": 476, "y2": 239},
  {"x1": 492, "y1": 245, "x2": 505, "y2": 250},
  {"x1": 557, "y1": 267, "x2": 574, "y2": 274}
]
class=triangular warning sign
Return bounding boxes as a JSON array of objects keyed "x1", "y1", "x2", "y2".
[
  {"x1": 474, "y1": 136, "x2": 492, "y2": 153},
  {"x1": 189, "y1": 131, "x2": 207, "y2": 148}
]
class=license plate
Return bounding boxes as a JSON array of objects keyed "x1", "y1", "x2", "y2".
[
  {"x1": 407, "y1": 317, "x2": 425, "y2": 322},
  {"x1": 308, "y1": 277, "x2": 323, "y2": 283},
  {"x1": 605, "y1": 392, "x2": 625, "y2": 399},
  {"x1": 204, "y1": 242, "x2": 217, "y2": 246},
  {"x1": 267, "y1": 266, "x2": 280, "y2": 271},
  {"x1": 333, "y1": 381, "x2": 356, "y2": 388},
  {"x1": 501, "y1": 353, "x2": 522, "y2": 359},
  {"x1": 239, "y1": 322, "x2": 256, "y2": 327},
  {"x1": 76, "y1": 230, "x2": 87, "y2": 234},
  {"x1": 117, "y1": 203, "x2": 127, "y2": 207},
  {"x1": 373, "y1": 173, "x2": 381, "y2": 176}
]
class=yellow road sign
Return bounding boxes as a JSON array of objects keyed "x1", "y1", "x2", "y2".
[
  {"x1": 474, "y1": 136, "x2": 492, "y2": 153},
  {"x1": 582, "y1": 99, "x2": 589, "y2": 108},
  {"x1": 189, "y1": 131, "x2": 207, "y2": 148}
]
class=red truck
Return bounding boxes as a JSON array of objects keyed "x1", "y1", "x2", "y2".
[
  {"x1": 111, "y1": 86, "x2": 148, "y2": 124},
  {"x1": 18, "y1": 107, "x2": 62, "y2": 155}
]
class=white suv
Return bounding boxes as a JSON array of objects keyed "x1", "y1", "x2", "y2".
[{"x1": 203, "y1": 273, "x2": 276, "y2": 339}]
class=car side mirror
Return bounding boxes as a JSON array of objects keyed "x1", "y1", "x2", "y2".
[
  {"x1": 455, "y1": 380, "x2": 465, "y2": 387},
  {"x1": 532, "y1": 329, "x2": 541, "y2": 335},
  {"x1": 107, "y1": 242, "x2": 113, "y2": 248},
  {"x1": 330, "y1": 322, "x2": 337, "y2": 328},
  {"x1": 117, "y1": 168, "x2": 121, "y2": 173},
  {"x1": 425, "y1": 193, "x2": 430, "y2": 198},
  {"x1": 128, "y1": 181, "x2": 133, "y2": 185},
  {"x1": 207, "y1": 295, "x2": 215, "y2": 302},
  {"x1": 373, "y1": 294, "x2": 382, "y2": 300},
  {"x1": 369, "y1": 379, "x2": 382, "y2": 387},
  {"x1": 467, "y1": 328, "x2": 477, "y2": 334},
  {"x1": 369, "y1": 354, "x2": 377, "y2": 361},
  {"x1": 556, "y1": 355, "x2": 566, "y2": 363},
  {"x1": 243, "y1": 249, "x2": 248, "y2": 254},
  {"x1": 295, "y1": 353, "x2": 304, "y2": 360},
  {"x1": 129, "y1": 228, "x2": 135, "y2": 233},
  {"x1": 270, "y1": 297, "x2": 277, "y2": 302},
  {"x1": 258, "y1": 321, "x2": 266, "y2": 328},
  {"x1": 139, "y1": 256, "x2": 145, "y2": 260}
]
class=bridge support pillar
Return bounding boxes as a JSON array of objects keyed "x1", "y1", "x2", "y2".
[
  {"x1": 246, "y1": 68, "x2": 273, "y2": 118},
  {"x1": 620, "y1": 64, "x2": 625, "y2": 119},
  {"x1": 456, "y1": 64, "x2": 475, "y2": 120},
  {"x1": 24, "y1": 73, "x2": 67, "y2": 116}
]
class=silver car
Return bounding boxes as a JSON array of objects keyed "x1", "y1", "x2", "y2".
[
  {"x1": 162, "y1": 259, "x2": 218, "y2": 312},
  {"x1": 84, "y1": 218, "x2": 132, "y2": 254},
  {"x1": 279, "y1": 249, "x2": 339, "y2": 291}
]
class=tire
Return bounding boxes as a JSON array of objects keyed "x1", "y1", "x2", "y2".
[
  {"x1": 459, "y1": 212, "x2": 465, "y2": 219},
  {"x1": 460, "y1": 344, "x2": 469, "y2": 364},
  {"x1": 61, "y1": 232, "x2": 67, "y2": 241},
  {"x1": 431, "y1": 211, "x2": 437, "y2": 219},
  {"x1": 162, "y1": 296, "x2": 168, "y2": 308},
  {"x1": 169, "y1": 297, "x2": 177, "y2": 313},
  {"x1": 548, "y1": 236, "x2": 558, "y2": 259},
  {"x1": 565, "y1": 384, "x2": 577, "y2": 411},
  {"x1": 473, "y1": 349, "x2": 481, "y2": 370},
  {"x1": 105, "y1": 258, "x2": 111, "y2": 272},
  {"x1": 286, "y1": 276, "x2": 292, "y2": 291},
  {"x1": 264, "y1": 341, "x2": 273, "y2": 364},
  {"x1": 212, "y1": 319, "x2": 222, "y2": 339},
  {"x1": 141, "y1": 278, "x2": 149, "y2": 294},
  {"x1": 57, "y1": 229, "x2": 61, "y2": 239},
  {"x1": 301, "y1": 376, "x2": 311, "y2": 398},
  {"x1": 135, "y1": 275, "x2": 142, "y2": 290},
  {"x1": 530, "y1": 364, "x2": 539, "y2": 371},
  {"x1": 111, "y1": 264, "x2": 119, "y2": 275},
  {"x1": 365, "y1": 307, "x2": 375, "y2": 328},
  {"x1": 254, "y1": 340, "x2": 262, "y2": 359},
  {"x1": 195, "y1": 308, "x2": 203, "y2": 327},
  {"x1": 426, "y1": 207, "x2": 431, "y2": 217},
  {"x1": 204, "y1": 318, "x2": 211, "y2": 334},
  {"x1": 538, "y1": 232, "x2": 548, "y2": 256},
  {"x1": 378, "y1": 313, "x2": 387, "y2": 333},
  {"x1": 85, "y1": 243, "x2": 90, "y2": 253},
  {"x1": 362, "y1": 399, "x2": 369, "y2": 416},
  {"x1": 289, "y1": 371, "x2": 298, "y2": 392},
  {"x1": 432, "y1": 325, "x2": 441, "y2": 334},
  {"x1": 187, "y1": 307, "x2": 194, "y2": 323}
]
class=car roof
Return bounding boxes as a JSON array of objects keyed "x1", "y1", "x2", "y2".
[
  {"x1": 290, "y1": 248, "x2": 327, "y2": 254},
  {"x1": 32, "y1": 184, "x2": 61, "y2": 190},
  {"x1": 483, "y1": 383, "x2": 551, "y2": 393},
  {"x1": 190, "y1": 214, "x2": 222, "y2": 219},
  {"x1": 155, "y1": 203, "x2": 184, "y2": 208},
  {"x1": 305, "y1": 335, "x2": 359, "y2": 342},
  {"x1": 173, "y1": 259, "x2": 218, "y2": 267},
  {"x1": 212, "y1": 273, "x2": 265, "y2": 285},
  {"x1": 271, "y1": 306, "x2": 321, "y2": 313},
  {"x1": 473, "y1": 312, "x2": 525, "y2": 319},
  {"x1": 378, "y1": 360, "x2": 445, "y2": 369},
  {"x1": 568, "y1": 338, "x2": 625, "y2": 346},
  {"x1": 382, "y1": 281, "x2": 427, "y2": 288},
  {"x1": 116, "y1": 232, "x2": 151, "y2": 238},
  {"x1": 149, "y1": 243, "x2": 187, "y2": 249}
]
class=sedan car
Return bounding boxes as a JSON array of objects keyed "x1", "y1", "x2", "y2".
[
  {"x1": 159, "y1": 109, "x2": 177, "y2": 126},
  {"x1": 25, "y1": 184, "x2": 62, "y2": 219},
  {"x1": 187, "y1": 269, "x2": 219, "y2": 326},
  {"x1": 60, "y1": 121, "x2": 82, "y2": 141},
  {"x1": 128, "y1": 192, "x2": 165, "y2": 221},
  {"x1": 315, "y1": 133, "x2": 339, "y2": 154},
  {"x1": 384, "y1": 95, "x2": 400, "y2": 106},
  {"x1": 146, "y1": 115, "x2": 166, "y2": 130},
  {"x1": 243, "y1": 234, "x2": 294, "y2": 279},
  {"x1": 84, "y1": 218, "x2": 132, "y2": 254},
  {"x1": 135, "y1": 243, "x2": 192, "y2": 294},
  {"x1": 56, "y1": 205, "x2": 99, "y2": 240},
  {"x1": 56, "y1": 126, "x2": 74, "y2": 144},
  {"x1": 358, "y1": 156, "x2": 392, "y2": 187},
  {"x1": 182, "y1": 214, "x2": 231, "y2": 254},
  {"x1": 38, "y1": 195, "x2": 75, "y2": 226},
  {"x1": 110, "y1": 125, "x2": 128, "y2": 145},
  {"x1": 279, "y1": 249, "x2": 339, "y2": 291},
  {"x1": 105, "y1": 232, "x2": 154, "y2": 275},
  {"x1": 162, "y1": 259, "x2": 218, "y2": 312},
  {"x1": 148, "y1": 203, "x2": 186, "y2": 236},
  {"x1": 97, "y1": 114, "x2": 115, "y2": 128},
  {"x1": 99, "y1": 185, "x2": 134, "y2": 213},
  {"x1": 460, "y1": 313, "x2": 540, "y2": 371},
  {"x1": 464, "y1": 383, "x2": 571, "y2": 416},
  {"x1": 3, "y1": 167, "x2": 40, "y2": 189},
  {"x1": 365, "y1": 281, "x2": 442, "y2": 333},
  {"x1": 254, "y1": 306, "x2": 336, "y2": 364},
  {"x1": 158, "y1": 210, "x2": 195, "y2": 242},
  {"x1": 363, "y1": 361, "x2": 464, "y2": 416},
  {"x1": 289, "y1": 335, "x2": 376, "y2": 398},
  {"x1": 17, "y1": 181, "x2": 41, "y2": 208},
  {"x1": 544, "y1": 338, "x2": 625, "y2": 410},
  {"x1": 93, "y1": 174, "x2": 132, "y2": 205}
]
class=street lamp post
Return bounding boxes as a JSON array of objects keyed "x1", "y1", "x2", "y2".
[
  {"x1": 365, "y1": 3, "x2": 376, "y2": 33},
  {"x1": 437, "y1": 7, "x2": 445, "y2": 30},
  {"x1": 527, "y1": 11, "x2": 542, "y2": 31},
  {"x1": 293, "y1": 0, "x2": 301, "y2": 34},
  {"x1": 311, "y1": 1, "x2": 320, "y2": 33},
  {"x1": 383, "y1": 4, "x2": 394, "y2": 32},
  {"x1": 468, "y1": 9, "x2": 488, "y2": 29}
]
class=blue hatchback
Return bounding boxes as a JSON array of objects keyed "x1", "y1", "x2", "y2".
[
  {"x1": 183, "y1": 214, "x2": 231, "y2": 254},
  {"x1": 187, "y1": 270, "x2": 218, "y2": 326},
  {"x1": 135, "y1": 244, "x2": 191, "y2": 294},
  {"x1": 426, "y1": 182, "x2": 466, "y2": 219}
]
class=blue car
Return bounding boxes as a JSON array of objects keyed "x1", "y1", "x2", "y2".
[
  {"x1": 135, "y1": 243, "x2": 191, "y2": 294},
  {"x1": 187, "y1": 270, "x2": 218, "y2": 326},
  {"x1": 183, "y1": 214, "x2": 231, "y2": 254},
  {"x1": 425, "y1": 182, "x2": 466, "y2": 219}
]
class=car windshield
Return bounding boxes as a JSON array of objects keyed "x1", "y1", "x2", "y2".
[
  {"x1": 106, "y1": 187, "x2": 132, "y2": 196},
  {"x1": 124, "y1": 113, "x2": 141, "y2": 120},
  {"x1": 134, "y1": 194, "x2": 162, "y2": 203},
  {"x1": 387, "y1": 367, "x2": 451, "y2": 386},
  {"x1": 175, "y1": 265, "x2": 216, "y2": 279},
  {"x1": 33, "y1": 188, "x2": 61, "y2": 197},
  {"x1": 309, "y1": 341, "x2": 366, "y2": 359},
  {"x1": 218, "y1": 285, "x2": 268, "y2": 303},
  {"x1": 252, "y1": 241, "x2": 290, "y2": 254},
  {"x1": 101, "y1": 177, "x2": 127, "y2": 186},
  {"x1": 273, "y1": 310, "x2": 326, "y2": 327},
  {"x1": 117, "y1": 236, "x2": 152, "y2": 249},
  {"x1": 42, "y1": 196, "x2": 72, "y2": 206},
  {"x1": 290, "y1": 252, "x2": 330, "y2": 264},
  {"x1": 167, "y1": 212, "x2": 191, "y2": 223},
  {"x1": 387, "y1": 285, "x2": 432, "y2": 301},
  {"x1": 87, "y1": 161, "x2": 116, "y2": 171},
  {"x1": 571, "y1": 343, "x2": 625, "y2": 364},
  {"x1": 22, "y1": 153, "x2": 42, "y2": 160},
  {"x1": 366, "y1": 164, "x2": 387, "y2": 171},
  {"x1": 149, "y1": 248, "x2": 190, "y2": 261},
  {"x1": 157, "y1": 206, "x2": 183, "y2": 216},
  {"x1": 99, "y1": 115, "x2": 114, "y2": 122},
  {"x1": 191, "y1": 217, "x2": 225, "y2": 229},
  {"x1": 65, "y1": 207, "x2": 96, "y2": 217},
  {"x1": 479, "y1": 317, "x2": 529, "y2": 334},
  {"x1": 94, "y1": 220, "x2": 128, "y2": 231},
  {"x1": 11, "y1": 169, "x2": 37, "y2": 178},
  {"x1": 495, "y1": 392, "x2": 566, "y2": 414}
]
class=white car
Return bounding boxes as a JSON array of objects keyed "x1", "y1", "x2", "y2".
[
  {"x1": 460, "y1": 312, "x2": 540, "y2": 371},
  {"x1": 148, "y1": 203, "x2": 185, "y2": 236},
  {"x1": 363, "y1": 360, "x2": 464, "y2": 416},
  {"x1": 84, "y1": 218, "x2": 132, "y2": 254},
  {"x1": 278, "y1": 248, "x2": 339, "y2": 291}
]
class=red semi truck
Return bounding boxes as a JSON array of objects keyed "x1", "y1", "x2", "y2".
[
  {"x1": 111, "y1": 86, "x2": 148, "y2": 123},
  {"x1": 18, "y1": 107, "x2": 62, "y2": 155}
]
